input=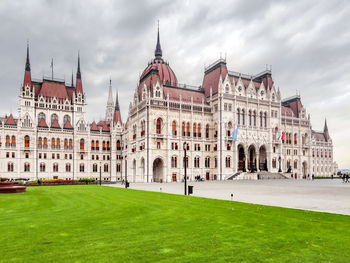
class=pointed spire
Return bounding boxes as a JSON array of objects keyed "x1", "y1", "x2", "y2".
[
  {"x1": 71, "y1": 70, "x2": 74, "y2": 87},
  {"x1": 107, "y1": 78, "x2": 114, "y2": 105},
  {"x1": 115, "y1": 89, "x2": 120, "y2": 111},
  {"x1": 76, "y1": 52, "x2": 81, "y2": 79},
  {"x1": 23, "y1": 42, "x2": 32, "y2": 88},
  {"x1": 75, "y1": 52, "x2": 83, "y2": 94},
  {"x1": 154, "y1": 20, "x2": 162, "y2": 60},
  {"x1": 25, "y1": 41, "x2": 30, "y2": 71},
  {"x1": 324, "y1": 118, "x2": 328, "y2": 133}
]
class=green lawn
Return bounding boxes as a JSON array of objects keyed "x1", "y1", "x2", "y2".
[{"x1": 0, "y1": 186, "x2": 349, "y2": 263}]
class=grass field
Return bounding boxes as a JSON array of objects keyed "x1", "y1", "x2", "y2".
[{"x1": 0, "y1": 186, "x2": 349, "y2": 262}]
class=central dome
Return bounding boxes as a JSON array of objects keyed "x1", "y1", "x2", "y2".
[{"x1": 139, "y1": 25, "x2": 177, "y2": 86}]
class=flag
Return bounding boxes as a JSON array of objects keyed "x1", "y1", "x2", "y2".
[
  {"x1": 278, "y1": 132, "x2": 284, "y2": 141},
  {"x1": 232, "y1": 128, "x2": 238, "y2": 142}
]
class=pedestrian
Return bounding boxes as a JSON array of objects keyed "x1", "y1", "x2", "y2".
[
  {"x1": 346, "y1": 174, "x2": 349, "y2": 183},
  {"x1": 312, "y1": 174, "x2": 314, "y2": 180},
  {"x1": 342, "y1": 174, "x2": 345, "y2": 183}
]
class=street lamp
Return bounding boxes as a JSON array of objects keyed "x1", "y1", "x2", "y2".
[
  {"x1": 183, "y1": 142, "x2": 187, "y2": 196},
  {"x1": 278, "y1": 156, "x2": 282, "y2": 172},
  {"x1": 99, "y1": 161, "x2": 102, "y2": 186}
]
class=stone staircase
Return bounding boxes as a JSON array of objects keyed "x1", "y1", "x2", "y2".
[{"x1": 226, "y1": 171, "x2": 290, "y2": 180}]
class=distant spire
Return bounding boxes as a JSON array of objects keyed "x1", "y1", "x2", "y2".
[
  {"x1": 107, "y1": 79, "x2": 114, "y2": 105},
  {"x1": 154, "y1": 20, "x2": 162, "y2": 60},
  {"x1": 324, "y1": 118, "x2": 328, "y2": 133},
  {"x1": 76, "y1": 52, "x2": 81, "y2": 79},
  {"x1": 115, "y1": 89, "x2": 120, "y2": 111},
  {"x1": 25, "y1": 41, "x2": 30, "y2": 71}
]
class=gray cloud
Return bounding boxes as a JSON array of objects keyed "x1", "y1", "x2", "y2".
[{"x1": 0, "y1": 0, "x2": 349, "y2": 168}]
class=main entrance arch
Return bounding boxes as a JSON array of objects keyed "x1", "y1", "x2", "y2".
[
  {"x1": 237, "y1": 144, "x2": 245, "y2": 171},
  {"x1": 132, "y1": 159, "x2": 136, "y2": 182},
  {"x1": 302, "y1": 161, "x2": 307, "y2": 178},
  {"x1": 259, "y1": 145, "x2": 267, "y2": 171},
  {"x1": 153, "y1": 158, "x2": 164, "y2": 182},
  {"x1": 248, "y1": 145, "x2": 256, "y2": 172}
]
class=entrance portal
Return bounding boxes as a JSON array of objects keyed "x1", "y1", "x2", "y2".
[
  {"x1": 248, "y1": 145, "x2": 256, "y2": 172},
  {"x1": 259, "y1": 146, "x2": 267, "y2": 171},
  {"x1": 238, "y1": 145, "x2": 245, "y2": 171},
  {"x1": 153, "y1": 158, "x2": 164, "y2": 182}
]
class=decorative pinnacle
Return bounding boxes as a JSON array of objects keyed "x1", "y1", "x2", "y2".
[
  {"x1": 76, "y1": 52, "x2": 81, "y2": 79},
  {"x1": 25, "y1": 41, "x2": 30, "y2": 71},
  {"x1": 154, "y1": 20, "x2": 162, "y2": 60},
  {"x1": 115, "y1": 90, "x2": 120, "y2": 111}
]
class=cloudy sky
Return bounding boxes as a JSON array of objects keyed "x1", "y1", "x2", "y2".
[{"x1": 0, "y1": 0, "x2": 349, "y2": 168}]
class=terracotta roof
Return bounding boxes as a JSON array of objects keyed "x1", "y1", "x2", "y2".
[
  {"x1": 63, "y1": 120, "x2": 73, "y2": 129},
  {"x1": 90, "y1": 121, "x2": 99, "y2": 131},
  {"x1": 51, "y1": 119, "x2": 61, "y2": 129},
  {"x1": 102, "y1": 122, "x2": 110, "y2": 132},
  {"x1": 38, "y1": 118, "x2": 48, "y2": 128},
  {"x1": 39, "y1": 80, "x2": 69, "y2": 102},
  {"x1": 5, "y1": 114, "x2": 16, "y2": 125},
  {"x1": 202, "y1": 61, "x2": 227, "y2": 97},
  {"x1": 113, "y1": 110, "x2": 122, "y2": 125},
  {"x1": 163, "y1": 86, "x2": 207, "y2": 105},
  {"x1": 281, "y1": 106, "x2": 294, "y2": 117},
  {"x1": 23, "y1": 70, "x2": 32, "y2": 88}
]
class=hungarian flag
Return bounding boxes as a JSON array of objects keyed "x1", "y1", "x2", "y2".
[
  {"x1": 232, "y1": 128, "x2": 238, "y2": 142},
  {"x1": 278, "y1": 132, "x2": 285, "y2": 141}
]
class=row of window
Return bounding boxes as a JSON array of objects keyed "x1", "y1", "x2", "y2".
[{"x1": 8, "y1": 162, "x2": 110, "y2": 173}]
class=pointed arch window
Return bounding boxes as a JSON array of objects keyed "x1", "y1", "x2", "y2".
[
  {"x1": 43, "y1": 137, "x2": 48, "y2": 149},
  {"x1": 156, "y1": 118, "x2": 162, "y2": 134},
  {"x1": 205, "y1": 124, "x2": 209, "y2": 139},
  {"x1": 38, "y1": 137, "x2": 43, "y2": 148},
  {"x1": 182, "y1": 122, "x2": 185, "y2": 137},
  {"x1": 197, "y1": 124, "x2": 201, "y2": 138},
  {"x1": 80, "y1": 139, "x2": 85, "y2": 150},
  {"x1": 186, "y1": 122, "x2": 190, "y2": 137},
  {"x1": 237, "y1": 109, "x2": 240, "y2": 125},
  {"x1": 116, "y1": 140, "x2": 121, "y2": 151},
  {"x1": 172, "y1": 121, "x2": 177, "y2": 136},
  {"x1": 193, "y1": 123, "x2": 197, "y2": 137},
  {"x1": 24, "y1": 135, "x2": 30, "y2": 148}
]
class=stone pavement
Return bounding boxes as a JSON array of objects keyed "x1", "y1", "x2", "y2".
[{"x1": 107, "y1": 179, "x2": 350, "y2": 215}]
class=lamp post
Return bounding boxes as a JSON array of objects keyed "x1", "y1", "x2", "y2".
[
  {"x1": 183, "y1": 142, "x2": 187, "y2": 196},
  {"x1": 99, "y1": 161, "x2": 102, "y2": 186},
  {"x1": 243, "y1": 156, "x2": 246, "y2": 172},
  {"x1": 278, "y1": 156, "x2": 282, "y2": 172}
]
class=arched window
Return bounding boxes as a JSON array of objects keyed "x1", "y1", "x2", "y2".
[
  {"x1": 197, "y1": 124, "x2": 201, "y2": 138},
  {"x1": 69, "y1": 139, "x2": 73, "y2": 149},
  {"x1": 51, "y1": 114, "x2": 58, "y2": 125},
  {"x1": 80, "y1": 163, "x2": 85, "y2": 172},
  {"x1": 116, "y1": 140, "x2": 121, "y2": 150},
  {"x1": 107, "y1": 141, "x2": 110, "y2": 151},
  {"x1": 294, "y1": 133, "x2": 297, "y2": 145},
  {"x1": 104, "y1": 164, "x2": 108, "y2": 172},
  {"x1": 182, "y1": 122, "x2": 185, "y2": 136},
  {"x1": 80, "y1": 139, "x2": 85, "y2": 150},
  {"x1": 38, "y1": 112, "x2": 46, "y2": 123},
  {"x1": 63, "y1": 115, "x2": 71, "y2": 125},
  {"x1": 205, "y1": 157, "x2": 210, "y2": 168},
  {"x1": 40, "y1": 163, "x2": 45, "y2": 172},
  {"x1": 53, "y1": 163, "x2": 58, "y2": 172},
  {"x1": 11, "y1": 136, "x2": 16, "y2": 147},
  {"x1": 193, "y1": 123, "x2": 197, "y2": 137},
  {"x1": 226, "y1": 156, "x2": 231, "y2": 168},
  {"x1": 38, "y1": 137, "x2": 42, "y2": 148},
  {"x1": 96, "y1": 140, "x2": 99, "y2": 150},
  {"x1": 8, "y1": 162, "x2": 14, "y2": 172},
  {"x1": 51, "y1": 138, "x2": 55, "y2": 149},
  {"x1": 294, "y1": 160, "x2": 298, "y2": 169},
  {"x1": 194, "y1": 157, "x2": 200, "y2": 168},
  {"x1": 171, "y1": 156, "x2": 177, "y2": 168},
  {"x1": 66, "y1": 163, "x2": 71, "y2": 172},
  {"x1": 93, "y1": 164, "x2": 98, "y2": 172},
  {"x1": 64, "y1": 139, "x2": 68, "y2": 149},
  {"x1": 172, "y1": 121, "x2": 177, "y2": 136},
  {"x1": 24, "y1": 163, "x2": 30, "y2": 172},
  {"x1": 242, "y1": 109, "x2": 245, "y2": 125},
  {"x1": 24, "y1": 135, "x2": 30, "y2": 148},
  {"x1": 56, "y1": 138, "x2": 60, "y2": 149},
  {"x1": 102, "y1": 140, "x2": 106, "y2": 151},
  {"x1": 116, "y1": 164, "x2": 121, "y2": 172},
  {"x1": 5, "y1": 135, "x2": 10, "y2": 147},
  {"x1": 253, "y1": 111, "x2": 256, "y2": 126},
  {"x1": 43, "y1": 137, "x2": 48, "y2": 149},
  {"x1": 225, "y1": 84, "x2": 229, "y2": 93},
  {"x1": 249, "y1": 110, "x2": 252, "y2": 126},
  {"x1": 206, "y1": 124, "x2": 209, "y2": 139},
  {"x1": 260, "y1": 112, "x2": 263, "y2": 128},
  {"x1": 264, "y1": 112, "x2": 267, "y2": 128},
  {"x1": 237, "y1": 109, "x2": 240, "y2": 125},
  {"x1": 91, "y1": 140, "x2": 95, "y2": 150},
  {"x1": 156, "y1": 118, "x2": 162, "y2": 134},
  {"x1": 186, "y1": 122, "x2": 190, "y2": 137}
]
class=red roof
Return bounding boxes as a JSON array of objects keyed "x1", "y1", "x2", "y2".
[
  {"x1": 76, "y1": 78, "x2": 83, "y2": 94},
  {"x1": 63, "y1": 120, "x2": 73, "y2": 129},
  {"x1": 113, "y1": 111, "x2": 122, "y2": 125},
  {"x1": 163, "y1": 86, "x2": 206, "y2": 105},
  {"x1": 281, "y1": 106, "x2": 294, "y2": 117},
  {"x1": 140, "y1": 61, "x2": 177, "y2": 86},
  {"x1": 102, "y1": 122, "x2": 110, "y2": 132},
  {"x1": 90, "y1": 121, "x2": 99, "y2": 131},
  {"x1": 38, "y1": 118, "x2": 48, "y2": 128},
  {"x1": 5, "y1": 114, "x2": 16, "y2": 125},
  {"x1": 202, "y1": 61, "x2": 227, "y2": 97},
  {"x1": 39, "y1": 80, "x2": 69, "y2": 102},
  {"x1": 51, "y1": 119, "x2": 61, "y2": 129},
  {"x1": 23, "y1": 70, "x2": 32, "y2": 88}
]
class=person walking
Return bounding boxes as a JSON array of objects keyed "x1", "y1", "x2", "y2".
[{"x1": 346, "y1": 174, "x2": 349, "y2": 183}]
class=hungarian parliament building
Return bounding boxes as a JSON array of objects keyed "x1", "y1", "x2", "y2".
[{"x1": 0, "y1": 30, "x2": 338, "y2": 182}]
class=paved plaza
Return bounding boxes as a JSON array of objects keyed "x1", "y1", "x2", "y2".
[{"x1": 108, "y1": 179, "x2": 350, "y2": 215}]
